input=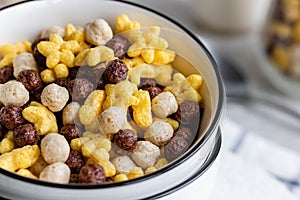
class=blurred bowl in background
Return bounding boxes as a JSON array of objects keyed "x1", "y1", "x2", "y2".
[
  {"x1": 254, "y1": 0, "x2": 300, "y2": 99},
  {"x1": 189, "y1": 0, "x2": 272, "y2": 34},
  {"x1": 254, "y1": 37, "x2": 300, "y2": 99}
]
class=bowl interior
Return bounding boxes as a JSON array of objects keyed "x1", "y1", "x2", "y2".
[{"x1": 0, "y1": 0, "x2": 223, "y2": 184}]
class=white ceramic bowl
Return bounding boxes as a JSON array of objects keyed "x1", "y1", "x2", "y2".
[{"x1": 0, "y1": 0, "x2": 224, "y2": 199}]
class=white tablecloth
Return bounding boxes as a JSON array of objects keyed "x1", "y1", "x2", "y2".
[{"x1": 211, "y1": 118, "x2": 300, "y2": 200}]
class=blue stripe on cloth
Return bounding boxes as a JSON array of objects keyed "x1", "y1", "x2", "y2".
[{"x1": 230, "y1": 130, "x2": 247, "y2": 153}]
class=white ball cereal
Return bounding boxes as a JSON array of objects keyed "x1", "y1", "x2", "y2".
[
  {"x1": 62, "y1": 102, "x2": 81, "y2": 125},
  {"x1": 0, "y1": 80, "x2": 29, "y2": 107},
  {"x1": 112, "y1": 156, "x2": 137, "y2": 174},
  {"x1": 144, "y1": 121, "x2": 174, "y2": 146},
  {"x1": 152, "y1": 92, "x2": 178, "y2": 118},
  {"x1": 41, "y1": 133, "x2": 70, "y2": 164},
  {"x1": 98, "y1": 106, "x2": 127, "y2": 134},
  {"x1": 40, "y1": 25, "x2": 65, "y2": 38},
  {"x1": 39, "y1": 162, "x2": 70, "y2": 184},
  {"x1": 131, "y1": 141, "x2": 161, "y2": 169},
  {"x1": 13, "y1": 52, "x2": 38, "y2": 78},
  {"x1": 85, "y1": 19, "x2": 113, "y2": 46},
  {"x1": 41, "y1": 83, "x2": 69, "y2": 112}
]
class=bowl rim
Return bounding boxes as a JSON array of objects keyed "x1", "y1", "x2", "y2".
[{"x1": 0, "y1": 0, "x2": 225, "y2": 190}]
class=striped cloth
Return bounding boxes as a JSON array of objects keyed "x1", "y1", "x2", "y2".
[{"x1": 210, "y1": 119, "x2": 300, "y2": 200}]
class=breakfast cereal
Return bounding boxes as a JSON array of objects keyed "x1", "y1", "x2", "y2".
[{"x1": 0, "y1": 14, "x2": 205, "y2": 184}]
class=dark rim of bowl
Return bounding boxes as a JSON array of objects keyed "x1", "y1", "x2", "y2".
[{"x1": 0, "y1": 0, "x2": 225, "y2": 190}]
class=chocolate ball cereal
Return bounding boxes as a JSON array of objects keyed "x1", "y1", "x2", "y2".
[
  {"x1": 0, "y1": 66, "x2": 14, "y2": 84},
  {"x1": 13, "y1": 123, "x2": 40, "y2": 147},
  {"x1": 69, "y1": 174, "x2": 80, "y2": 183},
  {"x1": 174, "y1": 100, "x2": 200, "y2": 124},
  {"x1": 65, "y1": 149, "x2": 85, "y2": 174},
  {"x1": 105, "y1": 35, "x2": 130, "y2": 58},
  {"x1": 31, "y1": 38, "x2": 49, "y2": 70},
  {"x1": 0, "y1": 105, "x2": 25, "y2": 130},
  {"x1": 54, "y1": 78, "x2": 70, "y2": 89},
  {"x1": 79, "y1": 163, "x2": 106, "y2": 184},
  {"x1": 0, "y1": 123, "x2": 6, "y2": 140},
  {"x1": 139, "y1": 79, "x2": 163, "y2": 100},
  {"x1": 113, "y1": 129, "x2": 137, "y2": 152},
  {"x1": 60, "y1": 123, "x2": 81, "y2": 142},
  {"x1": 103, "y1": 59, "x2": 128, "y2": 84},
  {"x1": 174, "y1": 127, "x2": 194, "y2": 145},
  {"x1": 17, "y1": 70, "x2": 43, "y2": 93},
  {"x1": 68, "y1": 78, "x2": 94, "y2": 101},
  {"x1": 164, "y1": 135, "x2": 189, "y2": 161}
]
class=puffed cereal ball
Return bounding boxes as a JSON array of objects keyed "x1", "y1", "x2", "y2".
[
  {"x1": 16, "y1": 70, "x2": 43, "y2": 93},
  {"x1": 39, "y1": 162, "x2": 70, "y2": 184},
  {"x1": 113, "y1": 129, "x2": 137, "y2": 152},
  {"x1": 41, "y1": 133, "x2": 70, "y2": 164},
  {"x1": 84, "y1": 19, "x2": 113, "y2": 46},
  {"x1": 151, "y1": 91, "x2": 178, "y2": 118},
  {"x1": 98, "y1": 106, "x2": 127, "y2": 135},
  {"x1": 174, "y1": 127, "x2": 194, "y2": 145},
  {"x1": 65, "y1": 149, "x2": 85, "y2": 174},
  {"x1": 0, "y1": 66, "x2": 14, "y2": 84},
  {"x1": 79, "y1": 163, "x2": 106, "y2": 184},
  {"x1": 13, "y1": 123, "x2": 40, "y2": 147},
  {"x1": 60, "y1": 123, "x2": 81, "y2": 142},
  {"x1": 31, "y1": 38, "x2": 49, "y2": 70},
  {"x1": 62, "y1": 102, "x2": 81, "y2": 125},
  {"x1": 105, "y1": 35, "x2": 130, "y2": 58},
  {"x1": 144, "y1": 121, "x2": 174, "y2": 146},
  {"x1": 0, "y1": 80, "x2": 29, "y2": 107},
  {"x1": 174, "y1": 100, "x2": 200, "y2": 124},
  {"x1": 112, "y1": 156, "x2": 137, "y2": 174},
  {"x1": 139, "y1": 78, "x2": 163, "y2": 99},
  {"x1": 0, "y1": 105, "x2": 25, "y2": 130},
  {"x1": 103, "y1": 59, "x2": 128, "y2": 84},
  {"x1": 68, "y1": 78, "x2": 94, "y2": 101},
  {"x1": 164, "y1": 135, "x2": 189, "y2": 162},
  {"x1": 131, "y1": 141, "x2": 161, "y2": 169},
  {"x1": 41, "y1": 83, "x2": 69, "y2": 112},
  {"x1": 40, "y1": 25, "x2": 65, "y2": 39},
  {"x1": 13, "y1": 52, "x2": 39, "y2": 78}
]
